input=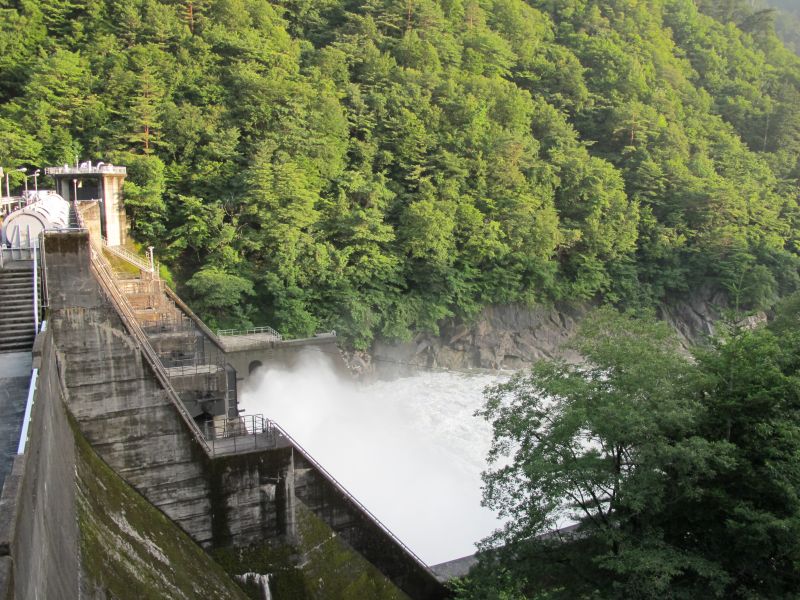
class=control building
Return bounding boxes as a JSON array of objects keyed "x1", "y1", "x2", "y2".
[{"x1": 45, "y1": 161, "x2": 128, "y2": 245}]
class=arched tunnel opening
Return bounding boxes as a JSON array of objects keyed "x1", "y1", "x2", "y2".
[{"x1": 248, "y1": 360, "x2": 263, "y2": 375}]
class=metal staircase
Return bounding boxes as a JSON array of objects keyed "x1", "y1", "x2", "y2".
[{"x1": 0, "y1": 266, "x2": 36, "y2": 353}]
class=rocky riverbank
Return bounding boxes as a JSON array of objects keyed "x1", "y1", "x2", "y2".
[{"x1": 357, "y1": 287, "x2": 737, "y2": 378}]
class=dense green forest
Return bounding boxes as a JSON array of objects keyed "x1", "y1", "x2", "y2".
[
  {"x1": 458, "y1": 305, "x2": 800, "y2": 599},
  {"x1": 3, "y1": 0, "x2": 800, "y2": 346}
]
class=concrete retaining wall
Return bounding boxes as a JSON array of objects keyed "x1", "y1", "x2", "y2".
[
  {"x1": 77, "y1": 201, "x2": 102, "y2": 243},
  {"x1": 208, "y1": 445, "x2": 445, "y2": 599},
  {"x1": 42, "y1": 231, "x2": 214, "y2": 545},
  {"x1": 208, "y1": 446, "x2": 296, "y2": 547},
  {"x1": 1, "y1": 329, "x2": 80, "y2": 600}
]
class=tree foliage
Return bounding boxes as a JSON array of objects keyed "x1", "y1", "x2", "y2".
[
  {"x1": 2, "y1": 0, "x2": 800, "y2": 344},
  {"x1": 460, "y1": 309, "x2": 800, "y2": 599}
]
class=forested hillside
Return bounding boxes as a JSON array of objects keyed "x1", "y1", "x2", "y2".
[
  {"x1": 3, "y1": 0, "x2": 800, "y2": 346},
  {"x1": 763, "y1": 0, "x2": 800, "y2": 53}
]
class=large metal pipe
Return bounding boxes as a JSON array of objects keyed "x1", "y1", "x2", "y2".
[{"x1": 2, "y1": 192, "x2": 69, "y2": 248}]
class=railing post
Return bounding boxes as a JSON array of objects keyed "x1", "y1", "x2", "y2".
[{"x1": 32, "y1": 242, "x2": 39, "y2": 333}]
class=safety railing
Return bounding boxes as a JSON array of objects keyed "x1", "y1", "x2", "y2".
[
  {"x1": 1, "y1": 195, "x2": 26, "y2": 217},
  {"x1": 17, "y1": 363, "x2": 40, "y2": 455},
  {"x1": 162, "y1": 356, "x2": 225, "y2": 379},
  {"x1": 88, "y1": 240, "x2": 212, "y2": 455},
  {"x1": 112, "y1": 276, "x2": 165, "y2": 300},
  {"x1": 0, "y1": 246, "x2": 34, "y2": 268},
  {"x1": 32, "y1": 244, "x2": 39, "y2": 332},
  {"x1": 0, "y1": 236, "x2": 42, "y2": 327},
  {"x1": 267, "y1": 419, "x2": 434, "y2": 572},
  {"x1": 204, "y1": 414, "x2": 277, "y2": 454},
  {"x1": 101, "y1": 237, "x2": 156, "y2": 274},
  {"x1": 158, "y1": 354, "x2": 212, "y2": 369},
  {"x1": 164, "y1": 286, "x2": 227, "y2": 352},
  {"x1": 217, "y1": 325, "x2": 283, "y2": 341},
  {"x1": 207, "y1": 415, "x2": 279, "y2": 454},
  {"x1": 140, "y1": 316, "x2": 196, "y2": 335},
  {"x1": 45, "y1": 164, "x2": 127, "y2": 175}
]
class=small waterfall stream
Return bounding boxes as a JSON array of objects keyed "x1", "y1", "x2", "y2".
[{"x1": 235, "y1": 572, "x2": 272, "y2": 600}]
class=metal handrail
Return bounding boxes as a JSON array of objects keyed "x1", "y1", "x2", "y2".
[
  {"x1": 0, "y1": 239, "x2": 39, "y2": 268},
  {"x1": 141, "y1": 316, "x2": 195, "y2": 335},
  {"x1": 159, "y1": 354, "x2": 224, "y2": 368},
  {"x1": 16, "y1": 367, "x2": 39, "y2": 455},
  {"x1": 45, "y1": 165, "x2": 127, "y2": 175},
  {"x1": 164, "y1": 286, "x2": 227, "y2": 352},
  {"x1": 101, "y1": 237, "x2": 156, "y2": 273},
  {"x1": 204, "y1": 414, "x2": 277, "y2": 455},
  {"x1": 217, "y1": 325, "x2": 283, "y2": 341},
  {"x1": 32, "y1": 244, "x2": 39, "y2": 332},
  {"x1": 72, "y1": 199, "x2": 86, "y2": 229},
  {"x1": 164, "y1": 362, "x2": 224, "y2": 378},
  {"x1": 206, "y1": 414, "x2": 269, "y2": 439},
  {"x1": 267, "y1": 419, "x2": 434, "y2": 572},
  {"x1": 88, "y1": 240, "x2": 212, "y2": 455}
]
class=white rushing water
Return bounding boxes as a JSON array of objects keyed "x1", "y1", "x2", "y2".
[{"x1": 240, "y1": 349, "x2": 509, "y2": 566}]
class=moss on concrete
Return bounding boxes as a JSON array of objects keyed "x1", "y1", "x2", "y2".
[
  {"x1": 212, "y1": 501, "x2": 411, "y2": 600},
  {"x1": 295, "y1": 502, "x2": 411, "y2": 600},
  {"x1": 72, "y1": 418, "x2": 247, "y2": 600},
  {"x1": 70, "y1": 414, "x2": 408, "y2": 599},
  {"x1": 102, "y1": 248, "x2": 143, "y2": 278},
  {"x1": 212, "y1": 540, "x2": 307, "y2": 599},
  {"x1": 110, "y1": 240, "x2": 175, "y2": 287}
]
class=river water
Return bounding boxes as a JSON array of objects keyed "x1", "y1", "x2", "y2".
[{"x1": 240, "y1": 349, "x2": 509, "y2": 566}]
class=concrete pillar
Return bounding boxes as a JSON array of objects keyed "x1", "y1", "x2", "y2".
[
  {"x1": 284, "y1": 450, "x2": 297, "y2": 541},
  {"x1": 101, "y1": 174, "x2": 127, "y2": 246}
]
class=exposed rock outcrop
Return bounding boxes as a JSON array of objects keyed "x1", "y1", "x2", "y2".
[
  {"x1": 656, "y1": 286, "x2": 726, "y2": 348},
  {"x1": 369, "y1": 287, "x2": 737, "y2": 377}
]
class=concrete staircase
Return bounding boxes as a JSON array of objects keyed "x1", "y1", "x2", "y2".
[
  {"x1": 113, "y1": 272, "x2": 230, "y2": 419},
  {"x1": 0, "y1": 266, "x2": 36, "y2": 353}
]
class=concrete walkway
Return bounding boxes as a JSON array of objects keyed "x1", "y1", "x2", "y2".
[
  {"x1": 0, "y1": 352, "x2": 32, "y2": 492},
  {"x1": 208, "y1": 430, "x2": 281, "y2": 456}
]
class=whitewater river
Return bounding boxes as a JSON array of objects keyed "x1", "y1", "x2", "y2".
[{"x1": 240, "y1": 349, "x2": 509, "y2": 566}]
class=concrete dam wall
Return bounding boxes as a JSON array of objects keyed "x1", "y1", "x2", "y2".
[
  {"x1": 1, "y1": 328, "x2": 80, "y2": 600},
  {"x1": 1, "y1": 229, "x2": 446, "y2": 599},
  {"x1": 43, "y1": 231, "x2": 215, "y2": 545},
  {"x1": 0, "y1": 327, "x2": 253, "y2": 599}
]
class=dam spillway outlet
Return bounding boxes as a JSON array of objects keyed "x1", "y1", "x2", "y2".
[{"x1": 240, "y1": 350, "x2": 508, "y2": 565}]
